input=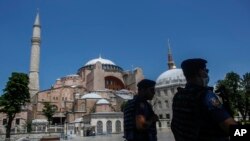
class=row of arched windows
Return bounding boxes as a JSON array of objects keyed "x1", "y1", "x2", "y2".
[
  {"x1": 157, "y1": 100, "x2": 169, "y2": 109},
  {"x1": 102, "y1": 64, "x2": 123, "y2": 72},
  {"x1": 96, "y1": 120, "x2": 121, "y2": 134}
]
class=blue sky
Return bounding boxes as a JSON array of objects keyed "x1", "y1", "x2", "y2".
[{"x1": 0, "y1": 0, "x2": 249, "y2": 92}]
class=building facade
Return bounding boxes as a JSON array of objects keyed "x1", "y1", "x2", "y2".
[
  {"x1": 31, "y1": 55, "x2": 143, "y2": 136},
  {"x1": 0, "y1": 13, "x2": 143, "y2": 136}
]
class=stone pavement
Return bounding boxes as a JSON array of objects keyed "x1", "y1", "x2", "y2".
[{"x1": 64, "y1": 128, "x2": 175, "y2": 141}]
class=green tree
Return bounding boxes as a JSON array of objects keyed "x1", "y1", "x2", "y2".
[
  {"x1": 0, "y1": 72, "x2": 30, "y2": 139},
  {"x1": 216, "y1": 71, "x2": 250, "y2": 122},
  {"x1": 42, "y1": 102, "x2": 56, "y2": 128},
  {"x1": 89, "y1": 105, "x2": 96, "y2": 113},
  {"x1": 240, "y1": 73, "x2": 250, "y2": 122},
  {"x1": 120, "y1": 101, "x2": 127, "y2": 112},
  {"x1": 24, "y1": 120, "x2": 32, "y2": 133},
  {"x1": 216, "y1": 72, "x2": 241, "y2": 114}
]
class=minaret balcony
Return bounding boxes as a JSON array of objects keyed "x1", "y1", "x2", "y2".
[{"x1": 31, "y1": 37, "x2": 41, "y2": 43}]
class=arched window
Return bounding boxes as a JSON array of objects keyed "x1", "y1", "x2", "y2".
[
  {"x1": 115, "y1": 120, "x2": 121, "y2": 133},
  {"x1": 97, "y1": 121, "x2": 103, "y2": 134},
  {"x1": 106, "y1": 120, "x2": 112, "y2": 134},
  {"x1": 158, "y1": 101, "x2": 162, "y2": 109},
  {"x1": 158, "y1": 121, "x2": 162, "y2": 128},
  {"x1": 165, "y1": 100, "x2": 169, "y2": 108},
  {"x1": 166, "y1": 113, "x2": 170, "y2": 119},
  {"x1": 105, "y1": 76, "x2": 125, "y2": 90},
  {"x1": 164, "y1": 90, "x2": 168, "y2": 96},
  {"x1": 159, "y1": 114, "x2": 163, "y2": 119}
]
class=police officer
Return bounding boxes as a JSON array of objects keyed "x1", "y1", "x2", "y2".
[
  {"x1": 171, "y1": 58, "x2": 237, "y2": 141},
  {"x1": 124, "y1": 79, "x2": 159, "y2": 141}
]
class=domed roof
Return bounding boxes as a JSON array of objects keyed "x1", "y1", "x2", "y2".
[
  {"x1": 85, "y1": 56, "x2": 115, "y2": 66},
  {"x1": 96, "y1": 99, "x2": 110, "y2": 105},
  {"x1": 32, "y1": 119, "x2": 48, "y2": 124},
  {"x1": 156, "y1": 68, "x2": 186, "y2": 88},
  {"x1": 117, "y1": 89, "x2": 130, "y2": 93},
  {"x1": 81, "y1": 92, "x2": 102, "y2": 99},
  {"x1": 66, "y1": 74, "x2": 79, "y2": 77}
]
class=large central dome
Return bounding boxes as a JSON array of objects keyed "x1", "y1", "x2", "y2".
[
  {"x1": 85, "y1": 56, "x2": 115, "y2": 66},
  {"x1": 156, "y1": 68, "x2": 186, "y2": 88}
]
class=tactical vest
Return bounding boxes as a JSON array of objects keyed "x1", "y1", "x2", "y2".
[
  {"x1": 171, "y1": 86, "x2": 228, "y2": 141},
  {"x1": 123, "y1": 97, "x2": 137, "y2": 141}
]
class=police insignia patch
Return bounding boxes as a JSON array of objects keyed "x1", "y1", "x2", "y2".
[{"x1": 211, "y1": 97, "x2": 221, "y2": 108}]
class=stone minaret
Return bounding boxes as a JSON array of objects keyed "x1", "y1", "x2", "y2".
[
  {"x1": 29, "y1": 13, "x2": 41, "y2": 98},
  {"x1": 167, "y1": 39, "x2": 176, "y2": 70}
]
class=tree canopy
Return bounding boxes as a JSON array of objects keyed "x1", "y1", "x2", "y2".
[
  {"x1": 42, "y1": 102, "x2": 57, "y2": 124},
  {"x1": 0, "y1": 72, "x2": 30, "y2": 139},
  {"x1": 216, "y1": 71, "x2": 250, "y2": 122}
]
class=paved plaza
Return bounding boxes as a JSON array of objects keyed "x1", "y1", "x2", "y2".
[{"x1": 65, "y1": 128, "x2": 175, "y2": 141}]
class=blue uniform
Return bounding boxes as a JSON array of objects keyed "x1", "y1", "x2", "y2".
[
  {"x1": 123, "y1": 96, "x2": 157, "y2": 141},
  {"x1": 203, "y1": 90, "x2": 231, "y2": 123},
  {"x1": 135, "y1": 98, "x2": 157, "y2": 141},
  {"x1": 171, "y1": 85, "x2": 231, "y2": 141}
]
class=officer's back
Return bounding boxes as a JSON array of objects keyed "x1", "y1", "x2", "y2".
[{"x1": 171, "y1": 58, "x2": 237, "y2": 141}]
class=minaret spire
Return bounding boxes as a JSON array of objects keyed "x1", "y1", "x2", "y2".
[
  {"x1": 167, "y1": 39, "x2": 176, "y2": 70},
  {"x1": 29, "y1": 12, "x2": 41, "y2": 99},
  {"x1": 34, "y1": 11, "x2": 40, "y2": 26}
]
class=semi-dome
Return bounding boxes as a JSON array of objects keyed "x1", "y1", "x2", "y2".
[
  {"x1": 156, "y1": 68, "x2": 186, "y2": 88},
  {"x1": 81, "y1": 92, "x2": 102, "y2": 99},
  {"x1": 85, "y1": 56, "x2": 115, "y2": 66},
  {"x1": 96, "y1": 99, "x2": 110, "y2": 105}
]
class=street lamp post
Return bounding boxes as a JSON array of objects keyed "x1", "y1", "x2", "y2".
[{"x1": 65, "y1": 121, "x2": 68, "y2": 139}]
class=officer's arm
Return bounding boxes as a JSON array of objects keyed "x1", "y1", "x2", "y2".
[
  {"x1": 136, "y1": 114, "x2": 158, "y2": 131},
  {"x1": 135, "y1": 102, "x2": 158, "y2": 131},
  {"x1": 136, "y1": 114, "x2": 147, "y2": 130},
  {"x1": 219, "y1": 117, "x2": 237, "y2": 134},
  {"x1": 135, "y1": 102, "x2": 147, "y2": 131},
  {"x1": 204, "y1": 91, "x2": 238, "y2": 134}
]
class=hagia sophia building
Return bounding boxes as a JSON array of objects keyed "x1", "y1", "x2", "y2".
[{"x1": 0, "y1": 13, "x2": 186, "y2": 136}]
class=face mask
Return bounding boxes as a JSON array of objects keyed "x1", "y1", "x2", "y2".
[{"x1": 202, "y1": 76, "x2": 209, "y2": 87}]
